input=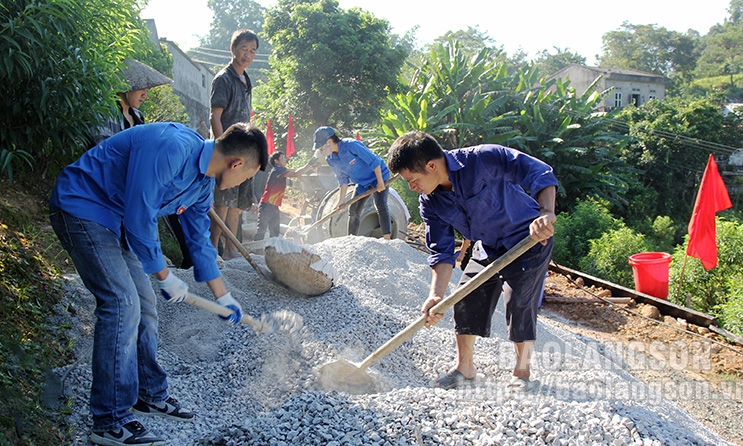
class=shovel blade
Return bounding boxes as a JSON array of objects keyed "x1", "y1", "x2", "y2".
[{"x1": 316, "y1": 359, "x2": 378, "y2": 394}]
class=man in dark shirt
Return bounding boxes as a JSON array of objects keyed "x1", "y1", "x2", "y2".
[
  {"x1": 209, "y1": 29, "x2": 259, "y2": 263},
  {"x1": 388, "y1": 131, "x2": 557, "y2": 391}
]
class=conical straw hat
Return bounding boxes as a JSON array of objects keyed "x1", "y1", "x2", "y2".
[{"x1": 122, "y1": 58, "x2": 173, "y2": 91}]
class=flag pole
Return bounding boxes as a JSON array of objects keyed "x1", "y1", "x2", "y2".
[{"x1": 674, "y1": 254, "x2": 689, "y2": 305}]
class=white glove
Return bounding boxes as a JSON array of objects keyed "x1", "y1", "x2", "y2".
[
  {"x1": 216, "y1": 292, "x2": 242, "y2": 325},
  {"x1": 157, "y1": 270, "x2": 188, "y2": 303}
]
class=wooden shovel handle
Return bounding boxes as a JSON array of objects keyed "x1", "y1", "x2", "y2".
[
  {"x1": 183, "y1": 292, "x2": 270, "y2": 332},
  {"x1": 301, "y1": 174, "x2": 400, "y2": 233},
  {"x1": 357, "y1": 235, "x2": 539, "y2": 371},
  {"x1": 208, "y1": 207, "x2": 270, "y2": 280}
]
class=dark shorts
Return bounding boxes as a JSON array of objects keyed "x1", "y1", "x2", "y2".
[
  {"x1": 453, "y1": 238, "x2": 552, "y2": 343},
  {"x1": 213, "y1": 179, "x2": 253, "y2": 210}
]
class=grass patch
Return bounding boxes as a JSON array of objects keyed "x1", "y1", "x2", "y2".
[{"x1": 0, "y1": 179, "x2": 73, "y2": 444}]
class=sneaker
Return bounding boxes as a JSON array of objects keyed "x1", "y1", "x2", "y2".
[
  {"x1": 130, "y1": 396, "x2": 194, "y2": 422},
  {"x1": 89, "y1": 420, "x2": 164, "y2": 446}
]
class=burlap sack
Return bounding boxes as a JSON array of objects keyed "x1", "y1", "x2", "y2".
[{"x1": 264, "y1": 238, "x2": 338, "y2": 296}]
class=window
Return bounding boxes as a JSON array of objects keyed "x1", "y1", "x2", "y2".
[
  {"x1": 614, "y1": 92, "x2": 622, "y2": 108},
  {"x1": 202, "y1": 74, "x2": 206, "y2": 89}
]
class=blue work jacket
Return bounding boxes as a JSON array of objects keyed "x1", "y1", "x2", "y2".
[
  {"x1": 50, "y1": 122, "x2": 220, "y2": 282},
  {"x1": 420, "y1": 145, "x2": 558, "y2": 267}
]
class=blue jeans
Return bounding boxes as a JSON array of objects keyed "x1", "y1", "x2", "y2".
[
  {"x1": 348, "y1": 186, "x2": 391, "y2": 236},
  {"x1": 50, "y1": 209, "x2": 169, "y2": 431}
]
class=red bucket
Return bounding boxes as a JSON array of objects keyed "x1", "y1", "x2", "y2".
[{"x1": 628, "y1": 252, "x2": 672, "y2": 299}]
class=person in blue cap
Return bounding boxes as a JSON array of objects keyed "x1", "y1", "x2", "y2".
[
  {"x1": 313, "y1": 126, "x2": 392, "y2": 239},
  {"x1": 49, "y1": 121, "x2": 268, "y2": 446}
]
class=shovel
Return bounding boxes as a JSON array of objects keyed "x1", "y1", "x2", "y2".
[
  {"x1": 208, "y1": 207, "x2": 275, "y2": 281},
  {"x1": 285, "y1": 174, "x2": 400, "y2": 243},
  {"x1": 316, "y1": 235, "x2": 539, "y2": 394},
  {"x1": 183, "y1": 292, "x2": 303, "y2": 333}
]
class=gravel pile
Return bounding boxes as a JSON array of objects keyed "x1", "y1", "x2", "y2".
[{"x1": 55, "y1": 236, "x2": 732, "y2": 445}]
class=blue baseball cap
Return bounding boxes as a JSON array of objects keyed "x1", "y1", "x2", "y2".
[{"x1": 313, "y1": 126, "x2": 336, "y2": 150}]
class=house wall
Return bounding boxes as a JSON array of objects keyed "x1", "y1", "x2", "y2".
[
  {"x1": 163, "y1": 41, "x2": 214, "y2": 130},
  {"x1": 550, "y1": 66, "x2": 667, "y2": 112},
  {"x1": 604, "y1": 78, "x2": 665, "y2": 111}
]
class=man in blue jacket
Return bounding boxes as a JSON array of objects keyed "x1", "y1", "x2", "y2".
[
  {"x1": 387, "y1": 131, "x2": 557, "y2": 391},
  {"x1": 49, "y1": 122, "x2": 267, "y2": 445},
  {"x1": 314, "y1": 126, "x2": 392, "y2": 239}
]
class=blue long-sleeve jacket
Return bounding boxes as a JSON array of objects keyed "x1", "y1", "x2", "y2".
[
  {"x1": 421, "y1": 145, "x2": 558, "y2": 267},
  {"x1": 326, "y1": 138, "x2": 390, "y2": 193},
  {"x1": 50, "y1": 122, "x2": 221, "y2": 282}
]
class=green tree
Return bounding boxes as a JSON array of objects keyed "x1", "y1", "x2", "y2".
[
  {"x1": 505, "y1": 71, "x2": 633, "y2": 210},
  {"x1": 0, "y1": 0, "x2": 152, "y2": 179},
  {"x1": 0, "y1": 0, "x2": 148, "y2": 175},
  {"x1": 138, "y1": 85, "x2": 189, "y2": 124},
  {"x1": 376, "y1": 38, "x2": 630, "y2": 213},
  {"x1": 695, "y1": 21, "x2": 743, "y2": 88},
  {"x1": 261, "y1": 0, "x2": 407, "y2": 136},
  {"x1": 430, "y1": 27, "x2": 501, "y2": 58},
  {"x1": 669, "y1": 217, "x2": 743, "y2": 325},
  {"x1": 614, "y1": 98, "x2": 739, "y2": 231},
  {"x1": 531, "y1": 47, "x2": 586, "y2": 77},
  {"x1": 599, "y1": 22, "x2": 699, "y2": 82}
]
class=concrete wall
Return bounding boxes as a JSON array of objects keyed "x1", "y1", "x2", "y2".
[{"x1": 164, "y1": 40, "x2": 214, "y2": 130}]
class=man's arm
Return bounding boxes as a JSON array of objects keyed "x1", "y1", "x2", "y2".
[
  {"x1": 283, "y1": 161, "x2": 315, "y2": 178},
  {"x1": 373, "y1": 165, "x2": 385, "y2": 192},
  {"x1": 210, "y1": 108, "x2": 224, "y2": 138},
  {"x1": 335, "y1": 183, "x2": 349, "y2": 208},
  {"x1": 421, "y1": 262, "x2": 455, "y2": 328},
  {"x1": 531, "y1": 185, "x2": 557, "y2": 245}
]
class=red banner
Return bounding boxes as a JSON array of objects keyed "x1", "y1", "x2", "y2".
[
  {"x1": 686, "y1": 154, "x2": 732, "y2": 270},
  {"x1": 286, "y1": 115, "x2": 295, "y2": 158},
  {"x1": 266, "y1": 119, "x2": 275, "y2": 155}
]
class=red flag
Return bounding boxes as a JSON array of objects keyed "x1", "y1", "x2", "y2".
[
  {"x1": 286, "y1": 115, "x2": 296, "y2": 158},
  {"x1": 686, "y1": 154, "x2": 732, "y2": 270},
  {"x1": 355, "y1": 132, "x2": 362, "y2": 141},
  {"x1": 265, "y1": 120, "x2": 275, "y2": 155}
]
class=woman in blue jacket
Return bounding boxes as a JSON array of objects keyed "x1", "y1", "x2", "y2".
[{"x1": 313, "y1": 126, "x2": 392, "y2": 239}]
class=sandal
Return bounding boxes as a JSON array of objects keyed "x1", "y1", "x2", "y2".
[
  {"x1": 216, "y1": 255, "x2": 225, "y2": 269},
  {"x1": 434, "y1": 369, "x2": 476, "y2": 390}
]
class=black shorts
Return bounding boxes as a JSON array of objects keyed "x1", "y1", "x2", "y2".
[
  {"x1": 453, "y1": 238, "x2": 552, "y2": 343},
  {"x1": 213, "y1": 178, "x2": 254, "y2": 210}
]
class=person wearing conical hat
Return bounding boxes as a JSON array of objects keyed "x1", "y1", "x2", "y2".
[{"x1": 89, "y1": 59, "x2": 173, "y2": 146}]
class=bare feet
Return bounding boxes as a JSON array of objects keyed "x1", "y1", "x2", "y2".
[{"x1": 221, "y1": 246, "x2": 241, "y2": 261}]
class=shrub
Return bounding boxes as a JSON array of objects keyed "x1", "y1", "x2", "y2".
[
  {"x1": 647, "y1": 215, "x2": 676, "y2": 253},
  {"x1": 553, "y1": 198, "x2": 621, "y2": 268},
  {"x1": 716, "y1": 272, "x2": 743, "y2": 337},
  {"x1": 668, "y1": 217, "x2": 743, "y2": 319},
  {"x1": 578, "y1": 225, "x2": 649, "y2": 288}
]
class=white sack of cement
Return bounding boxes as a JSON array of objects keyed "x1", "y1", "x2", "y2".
[{"x1": 53, "y1": 235, "x2": 735, "y2": 445}]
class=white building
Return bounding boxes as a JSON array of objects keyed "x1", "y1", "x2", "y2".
[
  {"x1": 144, "y1": 19, "x2": 214, "y2": 130},
  {"x1": 163, "y1": 40, "x2": 214, "y2": 128},
  {"x1": 548, "y1": 65, "x2": 669, "y2": 112}
]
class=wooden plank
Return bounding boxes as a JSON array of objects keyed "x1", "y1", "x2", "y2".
[
  {"x1": 709, "y1": 325, "x2": 743, "y2": 346},
  {"x1": 548, "y1": 263, "x2": 717, "y2": 328},
  {"x1": 544, "y1": 296, "x2": 634, "y2": 305}
]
